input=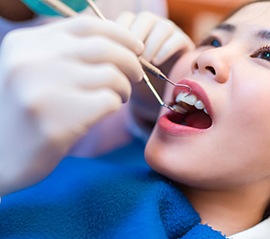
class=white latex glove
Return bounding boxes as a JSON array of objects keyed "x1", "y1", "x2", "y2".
[
  {"x1": 116, "y1": 11, "x2": 194, "y2": 66},
  {"x1": 115, "y1": 11, "x2": 195, "y2": 141},
  {"x1": 0, "y1": 15, "x2": 144, "y2": 196}
]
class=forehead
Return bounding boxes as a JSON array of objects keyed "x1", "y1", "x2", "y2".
[{"x1": 226, "y1": 2, "x2": 270, "y2": 28}]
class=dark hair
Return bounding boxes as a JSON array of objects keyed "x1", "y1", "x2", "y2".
[{"x1": 263, "y1": 204, "x2": 270, "y2": 220}]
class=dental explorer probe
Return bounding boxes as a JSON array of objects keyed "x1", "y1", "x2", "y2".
[
  {"x1": 86, "y1": 0, "x2": 190, "y2": 88},
  {"x1": 41, "y1": 0, "x2": 188, "y2": 114}
]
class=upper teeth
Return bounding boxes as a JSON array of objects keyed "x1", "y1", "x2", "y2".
[{"x1": 175, "y1": 92, "x2": 208, "y2": 114}]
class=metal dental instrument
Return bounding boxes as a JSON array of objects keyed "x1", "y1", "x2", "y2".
[
  {"x1": 85, "y1": 0, "x2": 189, "y2": 114},
  {"x1": 142, "y1": 73, "x2": 187, "y2": 113},
  {"x1": 42, "y1": 0, "x2": 189, "y2": 114},
  {"x1": 85, "y1": 0, "x2": 189, "y2": 88}
]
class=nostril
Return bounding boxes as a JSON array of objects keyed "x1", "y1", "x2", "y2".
[
  {"x1": 206, "y1": 66, "x2": 216, "y2": 75},
  {"x1": 194, "y1": 63, "x2": 199, "y2": 70}
]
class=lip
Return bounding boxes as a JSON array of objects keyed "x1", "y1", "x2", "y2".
[
  {"x1": 158, "y1": 113, "x2": 206, "y2": 135},
  {"x1": 157, "y1": 79, "x2": 213, "y2": 136}
]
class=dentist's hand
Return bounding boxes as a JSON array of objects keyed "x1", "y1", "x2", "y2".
[
  {"x1": 115, "y1": 11, "x2": 195, "y2": 134},
  {"x1": 0, "y1": 15, "x2": 144, "y2": 196},
  {"x1": 116, "y1": 11, "x2": 194, "y2": 66}
]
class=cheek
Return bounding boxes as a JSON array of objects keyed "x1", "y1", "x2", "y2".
[
  {"x1": 169, "y1": 53, "x2": 195, "y2": 82},
  {"x1": 231, "y1": 71, "x2": 270, "y2": 138},
  {"x1": 235, "y1": 91, "x2": 270, "y2": 156},
  {"x1": 214, "y1": 72, "x2": 270, "y2": 178}
]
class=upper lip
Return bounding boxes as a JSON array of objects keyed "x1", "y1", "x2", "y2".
[{"x1": 173, "y1": 79, "x2": 213, "y2": 117}]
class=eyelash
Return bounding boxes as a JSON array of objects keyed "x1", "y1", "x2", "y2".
[
  {"x1": 199, "y1": 36, "x2": 270, "y2": 63},
  {"x1": 250, "y1": 45, "x2": 270, "y2": 62},
  {"x1": 198, "y1": 36, "x2": 222, "y2": 48}
]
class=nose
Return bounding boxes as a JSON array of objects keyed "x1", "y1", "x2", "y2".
[{"x1": 192, "y1": 48, "x2": 230, "y2": 83}]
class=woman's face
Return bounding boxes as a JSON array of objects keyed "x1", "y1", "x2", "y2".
[{"x1": 145, "y1": 2, "x2": 270, "y2": 190}]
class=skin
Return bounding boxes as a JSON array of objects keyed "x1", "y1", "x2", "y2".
[{"x1": 145, "y1": 1, "x2": 270, "y2": 236}]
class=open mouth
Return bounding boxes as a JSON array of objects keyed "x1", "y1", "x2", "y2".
[{"x1": 168, "y1": 91, "x2": 212, "y2": 129}]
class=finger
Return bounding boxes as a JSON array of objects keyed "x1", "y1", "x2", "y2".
[
  {"x1": 115, "y1": 11, "x2": 135, "y2": 29},
  {"x1": 152, "y1": 31, "x2": 195, "y2": 65},
  {"x1": 34, "y1": 88, "x2": 122, "y2": 143},
  {"x1": 128, "y1": 12, "x2": 159, "y2": 42},
  {"x1": 65, "y1": 62, "x2": 133, "y2": 103},
  {"x1": 58, "y1": 15, "x2": 144, "y2": 55},
  {"x1": 63, "y1": 36, "x2": 144, "y2": 83},
  {"x1": 16, "y1": 58, "x2": 132, "y2": 104},
  {"x1": 142, "y1": 20, "x2": 175, "y2": 62}
]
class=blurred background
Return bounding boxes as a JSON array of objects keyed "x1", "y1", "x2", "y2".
[{"x1": 167, "y1": 0, "x2": 254, "y2": 43}]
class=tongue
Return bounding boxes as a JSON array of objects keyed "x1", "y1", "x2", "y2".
[{"x1": 185, "y1": 111, "x2": 212, "y2": 129}]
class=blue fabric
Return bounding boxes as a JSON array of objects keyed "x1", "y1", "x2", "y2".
[{"x1": 0, "y1": 140, "x2": 227, "y2": 239}]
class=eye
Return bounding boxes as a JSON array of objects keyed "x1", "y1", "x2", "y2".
[
  {"x1": 198, "y1": 36, "x2": 222, "y2": 48},
  {"x1": 251, "y1": 45, "x2": 270, "y2": 62}
]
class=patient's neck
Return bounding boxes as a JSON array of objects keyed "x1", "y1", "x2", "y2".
[{"x1": 180, "y1": 181, "x2": 269, "y2": 236}]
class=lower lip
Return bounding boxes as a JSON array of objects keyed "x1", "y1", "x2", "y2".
[{"x1": 157, "y1": 113, "x2": 205, "y2": 136}]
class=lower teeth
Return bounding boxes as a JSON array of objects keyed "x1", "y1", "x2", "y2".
[{"x1": 172, "y1": 104, "x2": 188, "y2": 114}]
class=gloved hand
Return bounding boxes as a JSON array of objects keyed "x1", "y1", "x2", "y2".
[
  {"x1": 0, "y1": 15, "x2": 144, "y2": 196},
  {"x1": 116, "y1": 11, "x2": 194, "y2": 66},
  {"x1": 115, "y1": 11, "x2": 195, "y2": 140}
]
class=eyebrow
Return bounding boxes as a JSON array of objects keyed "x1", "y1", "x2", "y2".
[
  {"x1": 215, "y1": 23, "x2": 270, "y2": 41},
  {"x1": 215, "y1": 23, "x2": 236, "y2": 32},
  {"x1": 257, "y1": 30, "x2": 270, "y2": 40}
]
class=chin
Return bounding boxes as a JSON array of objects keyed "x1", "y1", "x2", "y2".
[
  {"x1": 144, "y1": 134, "x2": 193, "y2": 184},
  {"x1": 145, "y1": 132, "x2": 232, "y2": 189}
]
